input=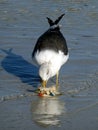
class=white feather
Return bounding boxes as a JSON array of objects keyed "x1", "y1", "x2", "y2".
[{"x1": 34, "y1": 49, "x2": 69, "y2": 80}]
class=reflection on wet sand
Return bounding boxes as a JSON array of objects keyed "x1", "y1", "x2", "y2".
[{"x1": 31, "y1": 97, "x2": 66, "y2": 127}]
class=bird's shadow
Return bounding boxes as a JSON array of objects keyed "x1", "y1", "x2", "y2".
[{"x1": 1, "y1": 49, "x2": 40, "y2": 90}]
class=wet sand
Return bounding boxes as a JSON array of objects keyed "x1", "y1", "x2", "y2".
[{"x1": 0, "y1": 0, "x2": 98, "y2": 129}]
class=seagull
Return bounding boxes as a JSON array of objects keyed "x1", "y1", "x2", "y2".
[{"x1": 32, "y1": 14, "x2": 69, "y2": 90}]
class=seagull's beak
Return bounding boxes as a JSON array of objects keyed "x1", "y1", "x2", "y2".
[{"x1": 42, "y1": 80, "x2": 47, "y2": 88}]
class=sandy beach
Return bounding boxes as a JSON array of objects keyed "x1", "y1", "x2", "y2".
[{"x1": 0, "y1": 0, "x2": 98, "y2": 129}]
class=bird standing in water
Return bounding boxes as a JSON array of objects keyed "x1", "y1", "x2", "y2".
[{"x1": 32, "y1": 14, "x2": 69, "y2": 90}]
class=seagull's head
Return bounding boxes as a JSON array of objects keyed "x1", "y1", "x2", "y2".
[{"x1": 39, "y1": 63, "x2": 52, "y2": 87}]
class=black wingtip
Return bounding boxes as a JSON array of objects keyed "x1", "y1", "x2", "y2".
[
  {"x1": 54, "y1": 13, "x2": 65, "y2": 25},
  {"x1": 46, "y1": 14, "x2": 65, "y2": 27},
  {"x1": 46, "y1": 17, "x2": 54, "y2": 26}
]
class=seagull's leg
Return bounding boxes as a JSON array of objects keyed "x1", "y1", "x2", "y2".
[
  {"x1": 42, "y1": 80, "x2": 47, "y2": 88},
  {"x1": 56, "y1": 71, "x2": 59, "y2": 90}
]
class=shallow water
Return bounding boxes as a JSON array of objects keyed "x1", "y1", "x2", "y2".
[{"x1": 0, "y1": 0, "x2": 98, "y2": 129}]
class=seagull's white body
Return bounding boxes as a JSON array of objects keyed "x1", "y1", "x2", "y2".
[{"x1": 35, "y1": 50, "x2": 69, "y2": 80}]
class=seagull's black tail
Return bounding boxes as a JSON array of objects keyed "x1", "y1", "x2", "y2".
[{"x1": 47, "y1": 14, "x2": 65, "y2": 27}]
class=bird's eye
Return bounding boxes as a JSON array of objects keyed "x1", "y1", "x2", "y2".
[{"x1": 46, "y1": 69, "x2": 49, "y2": 75}]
